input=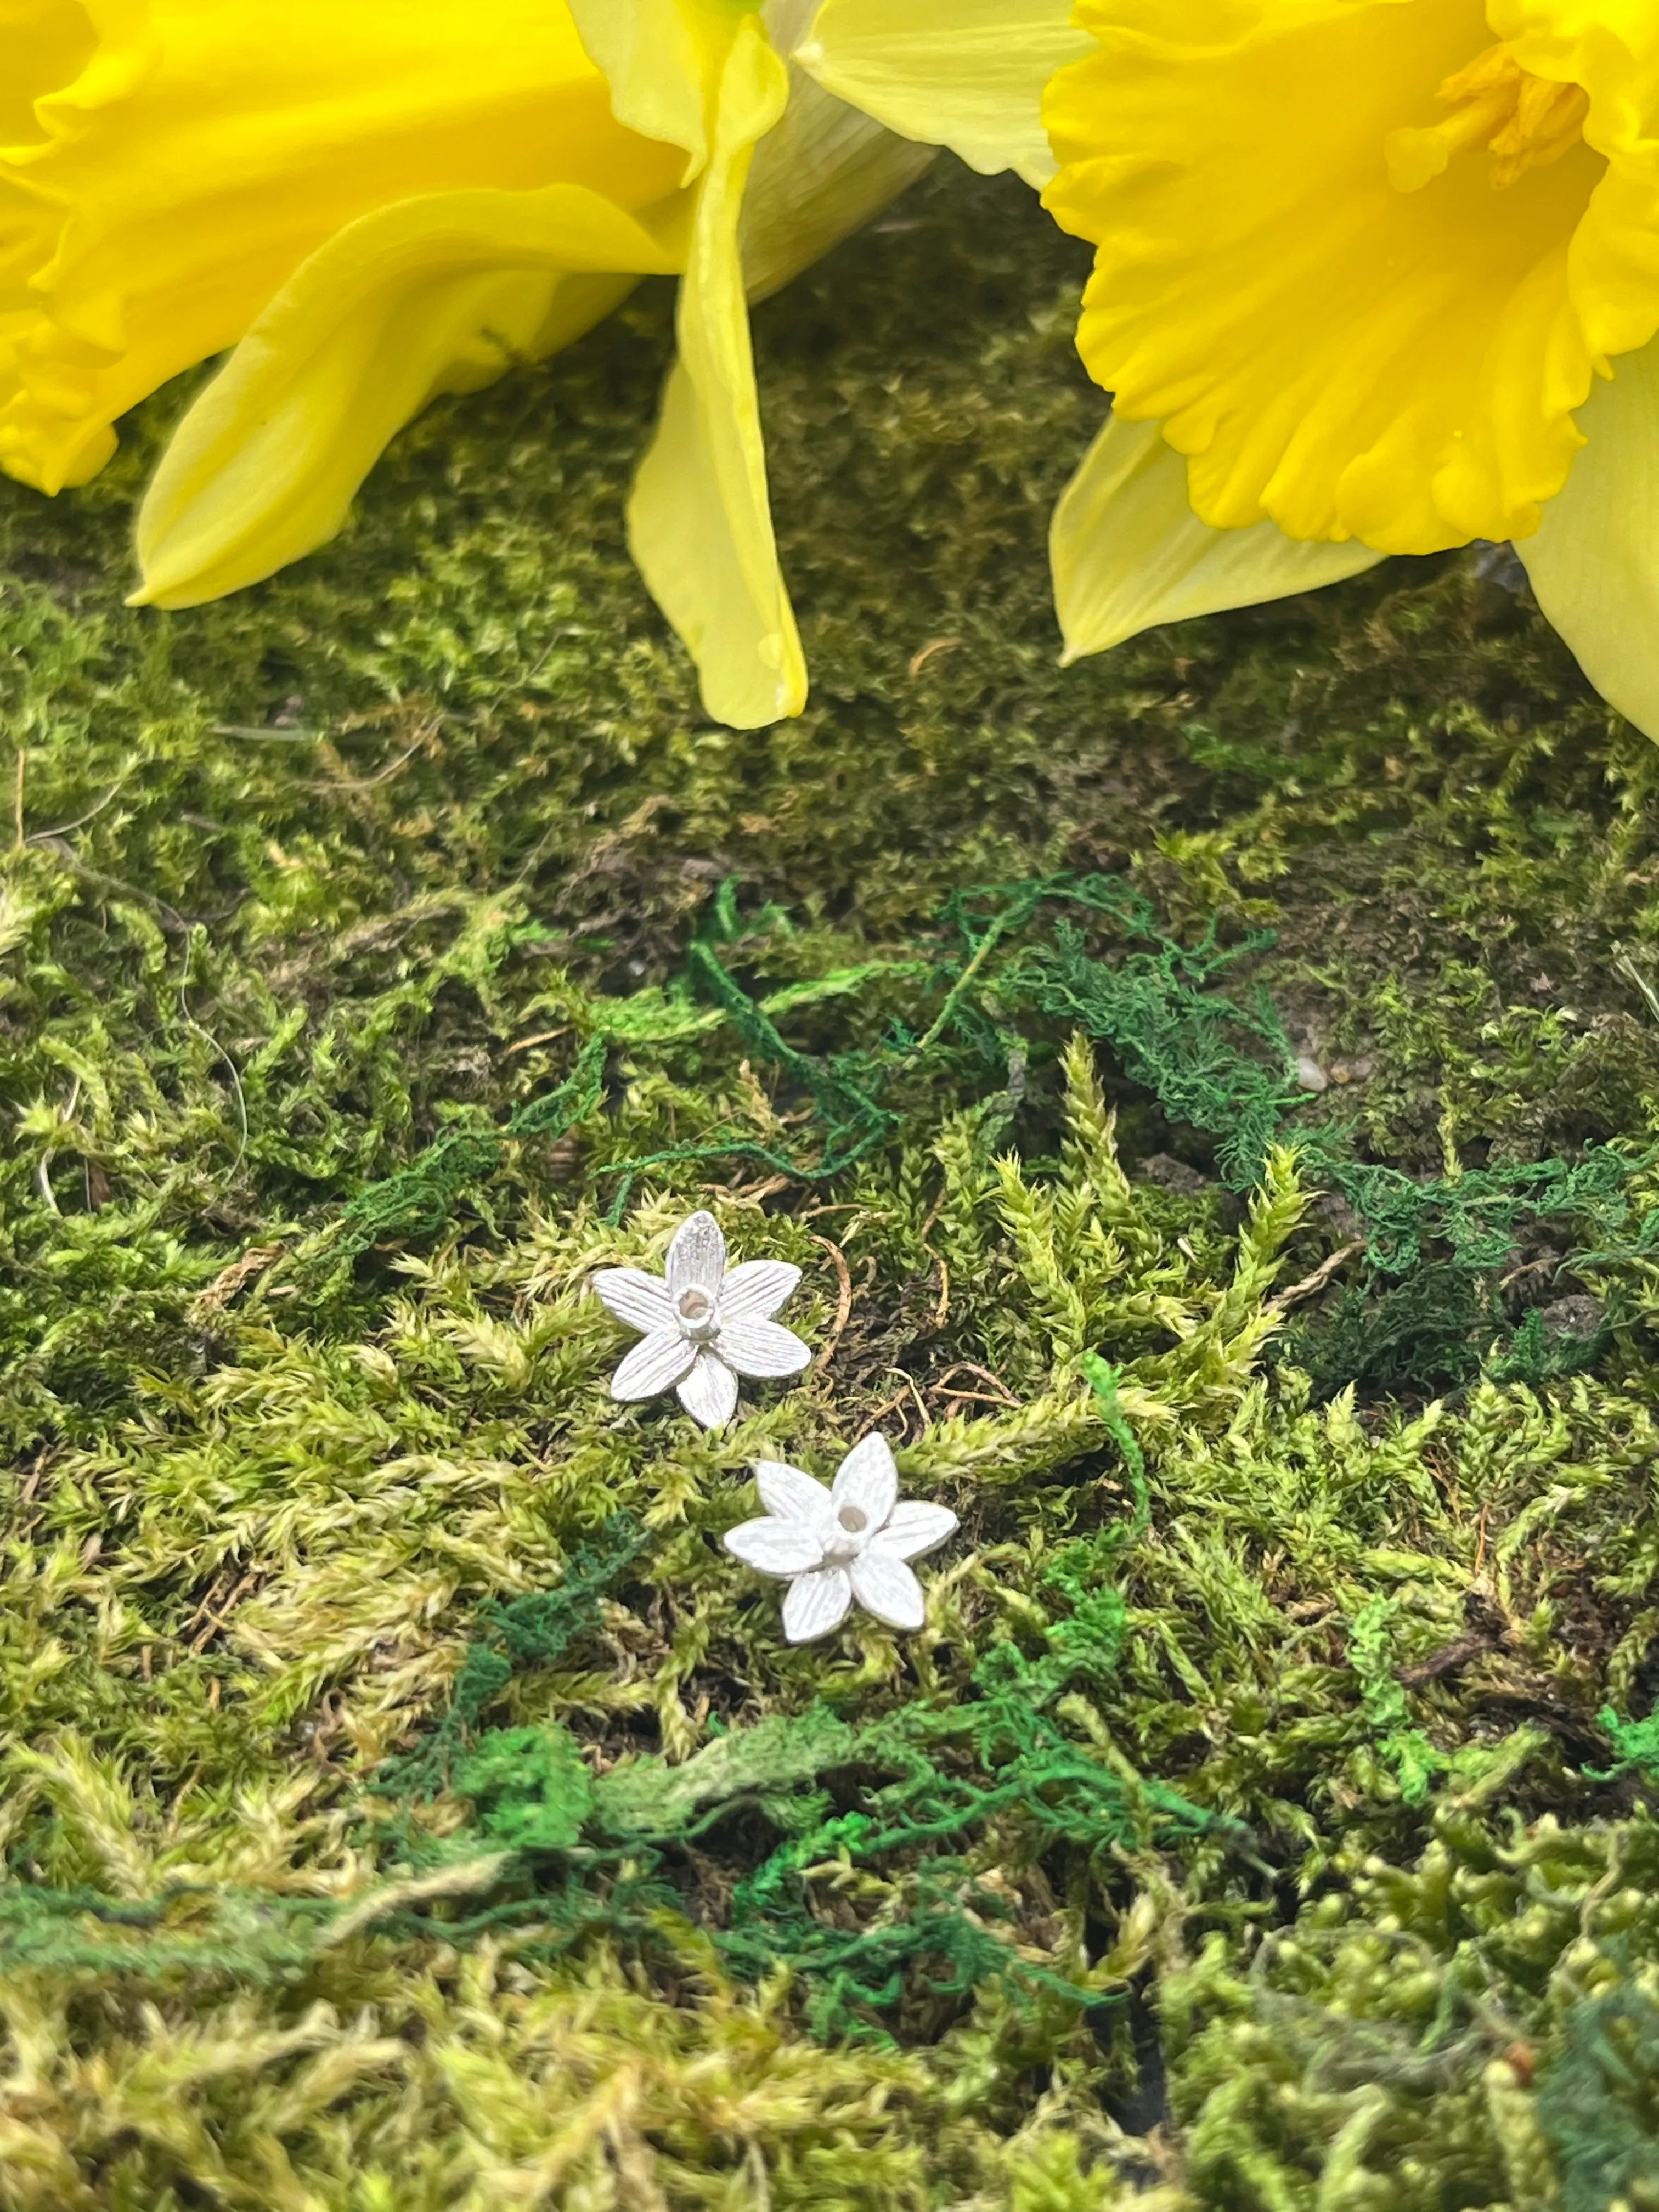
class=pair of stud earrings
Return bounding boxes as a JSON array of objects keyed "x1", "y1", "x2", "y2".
[{"x1": 593, "y1": 1211, "x2": 957, "y2": 1645}]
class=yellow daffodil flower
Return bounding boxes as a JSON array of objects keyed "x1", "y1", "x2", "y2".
[
  {"x1": 1, "y1": 1, "x2": 929, "y2": 727},
  {"x1": 798, "y1": 2, "x2": 1378, "y2": 653},
  {"x1": 804, "y1": 0, "x2": 1659, "y2": 741},
  {"x1": 1040, "y1": 0, "x2": 1659, "y2": 737}
]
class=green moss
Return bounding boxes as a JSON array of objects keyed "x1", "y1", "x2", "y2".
[{"x1": 5, "y1": 157, "x2": 1659, "y2": 2204}]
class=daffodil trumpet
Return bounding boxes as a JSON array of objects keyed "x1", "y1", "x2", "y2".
[
  {"x1": 802, "y1": 0, "x2": 1659, "y2": 744},
  {"x1": 1, "y1": 0, "x2": 930, "y2": 729}
]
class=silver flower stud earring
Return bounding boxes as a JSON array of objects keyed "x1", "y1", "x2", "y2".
[
  {"x1": 593, "y1": 1209, "x2": 811, "y2": 1430},
  {"x1": 723, "y1": 1434, "x2": 957, "y2": 1642}
]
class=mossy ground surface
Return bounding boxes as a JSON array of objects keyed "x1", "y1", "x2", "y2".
[{"x1": 5, "y1": 161, "x2": 1659, "y2": 2209}]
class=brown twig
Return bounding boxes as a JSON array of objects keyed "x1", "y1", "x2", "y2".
[
  {"x1": 294, "y1": 742, "x2": 422, "y2": 794},
  {"x1": 1267, "y1": 1239, "x2": 1365, "y2": 1314},
  {"x1": 907, "y1": 636, "x2": 961, "y2": 678},
  {"x1": 193, "y1": 1245, "x2": 283, "y2": 1316},
  {"x1": 733, "y1": 1173, "x2": 795, "y2": 1206},
  {"x1": 188, "y1": 1571, "x2": 258, "y2": 1655},
  {"x1": 1399, "y1": 1632, "x2": 1504, "y2": 1687},
  {"x1": 859, "y1": 1387, "x2": 915, "y2": 1437},
  {"x1": 1473, "y1": 1499, "x2": 1494, "y2": 1580},
  {"x1": 930, "y1": 1361, "x2": 1019, "y2": 1408},
  {"x1": 504, "y1": 1026, "x2": 572, "y2": 1057},
  {"x1": 1498, "y1": 1255, "x2": 1555, "y2": 1291},
  {"x1": 889, "y1": 1370, "x2": 932, "y2": 1434},
  {"x1": 810, "y1": 1233, "x2": 854, "y2": 1369},
  {"x1": 18, "y1": 1449, "x2": 52, "y2": 1507}
]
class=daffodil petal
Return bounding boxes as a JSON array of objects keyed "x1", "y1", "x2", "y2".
[
  {"x1": 575, "y1": 1, "x2": 937, "y2": 304},
  {"x1": 133, "y1": 185, "x2": 684, "y2": 609},
  {"x1": 567, "y1": 0, "x2": 724, "y2": 178},
  {"x1": 795, "y1": 0, "x2": 1091, "y2": 189},
  {"x1": 1052, "y1": 413, "x2": 1387, "y2": 663},
  {"x1": 1518, "y1": 338, "x2": 1659, "y2": 742},
  {"x1": 627, "y1": 14, "x2": 807, "y2": 728},
  {"x1": 740, "y1": 34, "x2": 935, "y2": 301},
  {"x1": 3, "y1": 0, "x2": 672, "y2": 498}
]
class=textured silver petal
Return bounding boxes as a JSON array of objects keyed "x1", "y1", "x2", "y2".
[
  {"x1": 782, "y1": 1566, "x2": 853, "y2": 1643},
  {"x1": 724, "y1": 1515, "x2": 826, "y2": 1577},
  {"x1": 591, "y1": 1266, "x2": 674, "y2": 1336},
  {"x1": 872, "y1": 1502, "x2": 958, "y2": 1562},
  {"x1": 755, "y1": 1460, "x2": 833, "y2": 1523},
  {"x1": 676, "y1": 1347, "x2": 740, "y2": 1430},
  {"x1": 719, "y1": 1258, "x2": 802, "y2": 1322},
  {"x1": 667, "y1": 1210, "x2": 727, "y2": 1299},
  {"x1": 716, "y1": 1317, "x2": 811, "y2": 1380},
  {"x1": 610, "y1": 1329, "x2": 697, "y2": 1402},
  {"x1": 831, "y1": 1432, "x2": 898, "y2": 1531},
  {"x1": 849, "y1": 1550, "x2": 926, "y2": 1632}
]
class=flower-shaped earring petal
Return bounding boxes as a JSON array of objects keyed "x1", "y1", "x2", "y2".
[
  {"x1": 594, "y1": 1209, "x2": 810, "y2": 1431},
  {"x1": 724, "y1": 1434, "x2": 957, "y2": 1642}
]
